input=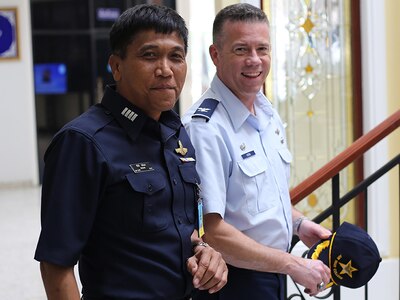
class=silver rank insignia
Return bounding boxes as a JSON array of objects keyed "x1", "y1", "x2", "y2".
[{"x1": 180, "y1": 157, "x2": 195, "y2": 162}]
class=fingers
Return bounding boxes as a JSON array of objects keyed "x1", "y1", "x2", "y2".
[
  {"x1": 318, "y1": 225, "x2": 332, "y2": 239},
  {"x1": 207, "y1": 255, "x2": 228, "y2": 293},
  {"x1": 299, "y1": 221, "x2": 332, "y2": 247},
  {"x1": 304, "y1": 282, "x2": 324, "y2": 296},
  {"x1": 188, "y1": 246, "x2": 228, "y2": 293},
  {"x1": 305, "y1": 280, "x2": 327, "y2": 297},
  {"x1": 194, "y1": 247, "x2": 225, "y2": 289},
  {"x1": 186, "y1": 256, "x2": 199, "y2": 275},
  {"x1": 290, "y1": 257, "x2": 331, "y2": 297},
  {"x1": 304, "y1": 260, "x2": 331, "y2": 296}
]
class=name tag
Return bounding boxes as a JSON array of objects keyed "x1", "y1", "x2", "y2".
[
  {"x1": 241, "y1": 150, "x2": 255, "y2": 159},
  {"x1": 129, "y1": 162, "x2": 154, "y2": 173}
]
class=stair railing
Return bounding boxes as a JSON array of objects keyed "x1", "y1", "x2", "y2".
[{"x1": 286, "y1": 109, "x2": 400, "y2": 300}]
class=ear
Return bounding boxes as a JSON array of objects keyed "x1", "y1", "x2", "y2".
[
  {"x1": 108, "y1": 54, "x2": 122, "y2": 81},
  {"x1": 209, "y1": 44, "x2": 219, "y2": 67}
]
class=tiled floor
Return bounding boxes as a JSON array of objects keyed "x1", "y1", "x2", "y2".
[{"x1": 0, "y1": 186, "x2": 47, "y2": 300}]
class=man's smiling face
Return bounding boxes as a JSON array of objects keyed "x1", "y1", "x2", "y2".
[{"x1": 210, "y1": 20, "x2": 271, "y2": 104}]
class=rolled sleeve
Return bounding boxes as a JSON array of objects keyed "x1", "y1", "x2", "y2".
[{"x1": 185, "y1": 121, "x2": 229, "y2": 218}]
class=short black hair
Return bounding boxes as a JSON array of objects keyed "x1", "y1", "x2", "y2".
[
  {"x1": 213, "y1": 3, "x2": 269, "y2": 46},
  {"x1": 110, "y1": 4, "x2": 188, "y2": 58}
]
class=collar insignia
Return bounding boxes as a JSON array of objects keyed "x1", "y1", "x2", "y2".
[
  {"x1": 121, "y1": 107, "x2": 138, "y2": 122},
  {"x1": 197, "y1": 107, "x2": 211, "y2": 113},
  {"x1": 175, "y1": 140, "x2": 188, "y2": 156}
]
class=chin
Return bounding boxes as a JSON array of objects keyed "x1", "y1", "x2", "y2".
[{"x1": 160, "y1": 101, "x2": 177, "y2": 111}]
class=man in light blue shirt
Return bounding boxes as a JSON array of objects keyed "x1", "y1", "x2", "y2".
[{"x1": 183, "y1": 4, "x2": 331, "y2": 300}]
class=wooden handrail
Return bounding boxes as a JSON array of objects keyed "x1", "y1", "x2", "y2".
[{"x1": 290, "y1": 109, "x2": 400, "y2": 205}]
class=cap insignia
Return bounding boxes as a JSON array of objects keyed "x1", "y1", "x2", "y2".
[{"x1": 339, "y1": 260, "x2": 358, "y2": 278}]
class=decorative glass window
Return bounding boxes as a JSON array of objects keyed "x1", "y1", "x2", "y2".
[{"x1": 263, "y1": 0, "x2": 355, "y2": 222}]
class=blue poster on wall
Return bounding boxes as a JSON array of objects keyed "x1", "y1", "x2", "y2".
[{"x1": 0, "y1": 8, "x2": 18, "y2": 59}]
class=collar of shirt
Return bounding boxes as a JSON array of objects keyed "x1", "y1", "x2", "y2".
[
  {"x1": 211, "y1": 75, "x2": 275, "y2": 132},
  {"x1": 101, "y1": 85, "x2": 182, "y2": 142}
]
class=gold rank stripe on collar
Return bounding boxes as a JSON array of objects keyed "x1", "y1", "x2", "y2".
[{"x1": 121, "y1": 107, "x2": 138, "y2": 122}]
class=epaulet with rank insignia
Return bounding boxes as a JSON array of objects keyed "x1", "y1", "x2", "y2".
[{"x1": 191, "y1": 98, "x2": 219, "y2": 122}]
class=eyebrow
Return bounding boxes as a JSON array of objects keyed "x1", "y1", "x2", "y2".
[
  {"x1": 139, "y1": 44, "x2": 185, "y2": 53},
  {"x1": 232, "y1": 41, "x2": 270, "y2": 47}
]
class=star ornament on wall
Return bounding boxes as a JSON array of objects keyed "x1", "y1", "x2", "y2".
[{"x1": 339, "y1": 260, "x2": 358, "y2": 278}]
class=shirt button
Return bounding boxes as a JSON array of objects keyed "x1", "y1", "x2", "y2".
[
  {"x1": 173, "y1": 178, "x2": 177, "y2": 185},
  {"x1": 178, "y1": 218, "x2": 182, "y2": 224},
  {"x1": 147, "y1": 184, "x2": 153, "y2": 192}
]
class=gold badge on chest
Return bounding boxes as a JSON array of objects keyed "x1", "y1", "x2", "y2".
[{"x1": 175, "y1": 140, "x2": 188, "y2": 156}]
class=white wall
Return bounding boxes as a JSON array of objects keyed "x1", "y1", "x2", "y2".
[
  {"x1": 360, "y1": 0, "x2": 389, "y2": 256},
  {"x1": 177, "y1": 0, "x2": 215, "y2": 114},
  {"x1": 0, "y1": 0, "x2": 39, "y2": 187}
]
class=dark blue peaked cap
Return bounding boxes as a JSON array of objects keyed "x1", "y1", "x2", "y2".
[{"x1": 307, "y1": 222, "x2": 381, "y2": 288}]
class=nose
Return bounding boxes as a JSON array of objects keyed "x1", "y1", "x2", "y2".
[
  {"x1": 245, "y1": 49, "x2": 261, "y2": 65},
  {"x1": 155, "y1": 58, "x2": 173, "y2": 77}
]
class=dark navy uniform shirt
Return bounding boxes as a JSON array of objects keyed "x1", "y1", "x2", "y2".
[{"x1": 35, "y1": 85, "x2": 199, "y2": 300}]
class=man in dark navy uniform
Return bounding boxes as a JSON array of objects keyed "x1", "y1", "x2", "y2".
[{"x1": 34, "y1": 5, "x2": 227, "y2": 300}]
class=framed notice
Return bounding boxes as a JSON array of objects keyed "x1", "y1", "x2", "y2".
[{"x1": 0, "y1": 7, "x2": 19, "y2": 60}]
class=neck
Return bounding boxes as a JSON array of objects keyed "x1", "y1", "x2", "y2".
[{"x1": 242, "y1": 98, "x2": 256, "y2": 115}]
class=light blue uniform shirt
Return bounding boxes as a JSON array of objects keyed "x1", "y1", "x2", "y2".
[{"x1": 183, "y1": 75, "x2": 293, "y2": 251}]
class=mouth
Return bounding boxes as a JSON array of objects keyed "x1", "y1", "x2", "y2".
[
  {"x1": 241, "y1": 71, "x2": 262, "y2": 78},
  {"x1": 151, "y1": 85, "x2": 176, "y2": 91}
]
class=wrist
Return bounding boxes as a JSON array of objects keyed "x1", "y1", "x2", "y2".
[
  {"x1": 192, "y1": 241, "x2": 209, "y2": 251},
  {"x1": 280, "y1": 251, "x2": 299, "y2": 275},
  {"x1": 293, "y1": 216, "x2": 309, "y2": 236}
]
